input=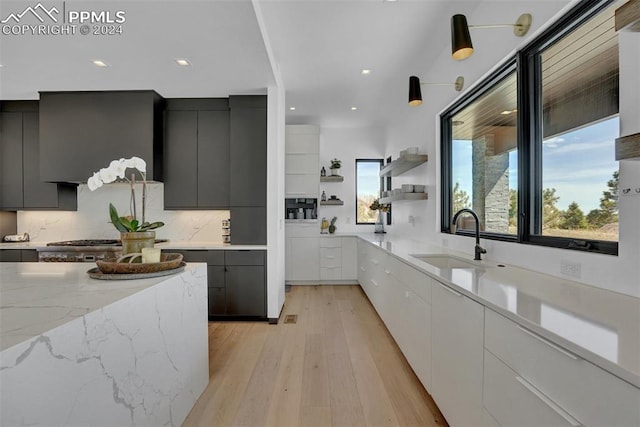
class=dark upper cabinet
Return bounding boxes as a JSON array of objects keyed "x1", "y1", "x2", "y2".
[
  {"x1": 229, "y1": 96, "x2": 267, "y2": 208},
  {"x1": 39, "y1": 91, "x2": 164, "y2": 183},
  {"x1": 1, "y1": 102, "x2": 76, "y2": 211},
  {"x1": 164, "y1": 99, "x2": 230, "y2": 209},
  {"x1": 229, "y1": 207, "x2": 267, "y2": 245}
]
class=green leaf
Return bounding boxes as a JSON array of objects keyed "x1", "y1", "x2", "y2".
[
  {"x1": 109, "y1": 203, "x2": 130, "y2": 232},
  {"x1": 130, "y1": 219, "x2": 139, "y2": 231},
  {"x1": 139, "y1": 221, "x2": 165, "y2": 231}
]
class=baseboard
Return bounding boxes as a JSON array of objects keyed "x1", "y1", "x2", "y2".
[{"x1": 285, "y1": 280, "x2": 359, "y2": 286}]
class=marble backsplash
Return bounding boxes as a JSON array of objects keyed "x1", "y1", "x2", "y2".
[{"x1": 17, "y1": 183, "x2": 229, "y2": 243}]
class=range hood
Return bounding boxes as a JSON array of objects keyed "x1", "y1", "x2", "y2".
[{"x1": 39, "y1": 90, "x2": 164, "y2": 183}]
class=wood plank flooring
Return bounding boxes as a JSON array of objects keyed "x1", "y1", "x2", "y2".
[{"x1": 183, "y1": 285, "x2": 447, "y2": 427}]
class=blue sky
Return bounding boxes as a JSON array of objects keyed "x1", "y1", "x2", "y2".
[
  {"x1": 356, "y1": 161, "x2": 381, "y2": 197},
  {"x1": 453, "y1": 116, "x2": 619, "y2": 212}
]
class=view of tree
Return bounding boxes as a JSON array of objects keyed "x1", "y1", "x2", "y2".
[
  {"x1": 560, "y1": 202, "x2": 588, "y2": 229},
  {"x1": 453, "y1": 182, "x2": 470, "y2": 213},
  {"x1": 586, "y1": 170, "x2": 619, "y2": 228},
  {"x1": 542, "y1": 188, "x2": 562, "y2": 229},
  {"x1": 509, "y1": 189, "x2": 517, "y2": 227},
  {"x1": 357, "y1": 194, "x2": 378, "y2": 223}
]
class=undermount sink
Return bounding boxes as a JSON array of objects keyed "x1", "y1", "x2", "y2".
[{"x1": 410, "y1": 254, "x2": 491, "y2": 269}]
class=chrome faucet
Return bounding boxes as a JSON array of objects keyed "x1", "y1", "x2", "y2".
[{"x1": 451, "y1": 208, "x2": 487, "y2": 261}]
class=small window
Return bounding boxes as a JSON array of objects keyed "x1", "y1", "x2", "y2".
[{"x1": 356, "y1": 159, "x2": 383, "y2": 224}]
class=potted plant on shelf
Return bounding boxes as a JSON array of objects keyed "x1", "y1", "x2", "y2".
[
  {"x1": 369, "y1": 199, "x2": 390, "y2": 234},
  {"x1": 87, "y1": 157, "x2": 164, "y2": 255},
  {"x1": 330, "y1": 158, "x2": 342, "y2": 176}
]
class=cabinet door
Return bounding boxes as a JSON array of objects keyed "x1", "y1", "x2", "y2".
[
  {"x1": 340, "y1": 237, "x2": 357, "y2": 280},
  {"x1": 287, "y1": 237, "x2": 320, "y2": 281},
  {"x1": 197, "y1": 110, "x2": 229, "y2": 208},
  {"x1": 208, "y1": 266, "x2": 226, "y2": 315},
  {"x1": 22, "y1": 112, "x2": 59, "y2": 208},
  {"x1": 229, "y1": 98, "x2": 266, "y2": 207},
  {"x1": 229, "y1": 207, "x2": 266, "y2": 245},
  {"x1": 431, "y1": 282, "x2": 485, "y2": 427},
  {"x1": 225, "y1": 266, "x2": 265, "y2": 316},
  {"x1": 0, "y1": 112, "x2": 23, "y2": 209},
  {"x1": 164, "y1": 110, "x2": 198, "y2": 209}
]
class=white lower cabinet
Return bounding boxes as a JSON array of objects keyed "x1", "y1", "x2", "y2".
[
  {"x1": 287, "y1": 236, "x2": 319, "y2": 281},
  {"x1": 431, "y1": 281, "x2": 485, "y2": 427},
  {"x1": 484, "y1": 350, "x2": 579, "y2": 427},
  {"x1": 484, "y1": 309, "x2": 640, "y2": 427}
]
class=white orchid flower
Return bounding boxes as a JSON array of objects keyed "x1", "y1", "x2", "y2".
[
  {"x1": 109, "y1": 159, "x2": 126, "y2": 179},
  {"x1": 99, "y1": 167, "x2": 117, "y2": 184},
  {"x1": 130, "y1": 156, "x2": 146, "y2": 173},
  {"x1": 87, "y1": 172, "x2": 103, "y2": 191}
]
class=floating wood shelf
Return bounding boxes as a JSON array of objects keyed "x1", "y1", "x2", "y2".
[
  {"x1": 320, "y1": 200, "x2": 344, "y2": 206},
  {"x1": 615, "y1": 132, "x2": 640, "y2": 160},
  {"x1": 380, "y1": 154, "x2": 428, "y2": 177},
  {"x1": 379, "y1": 193, "x2": 428, "y2": 204},
  {"x1": 320, "y1": 175, "x2": 344, "y2": 182}
]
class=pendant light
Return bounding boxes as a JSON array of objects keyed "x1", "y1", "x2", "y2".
[
  {"x1": 408, "y1": 76, "x2": 465, "y2": 106},
  {"x1": 451, "y1": 13, "x2": 532, "y2": 60}
]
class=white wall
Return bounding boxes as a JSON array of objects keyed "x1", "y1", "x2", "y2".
[
  {"x1": 17, "y1": 183, "x2": 228, "y2": 243},
  {"x1": 318, "y1": 127, "x2": 385, "y2": 233},
  {"x1": 383, "y1": 1, "x2": 640, "y2": 297}
]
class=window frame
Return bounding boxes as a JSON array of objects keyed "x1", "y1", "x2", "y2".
[
  {"x1": 441, "y1": 0, "x2": 619, "y2": 255},
  {"x1": 355, "y1": 158, "x2": 384, "y2": 225}
]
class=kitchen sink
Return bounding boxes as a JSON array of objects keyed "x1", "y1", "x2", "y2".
[{"x1": 410, "y1": 254, "x2": 491, "y2": 269}]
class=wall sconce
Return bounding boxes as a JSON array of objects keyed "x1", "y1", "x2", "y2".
[
  {"x1": 408, "y1": 75, "x2": 464, "y2": 106},
  {"x1": 451, "y1": 13, "x2": 532, "y2": 60}
]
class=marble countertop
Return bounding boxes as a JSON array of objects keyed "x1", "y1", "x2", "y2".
[
  {"x1": 354, "y1": 233, "x2": 640, "y2": 388},
  {"x1": 0, "y1": 262, "x2": 205, "y2": 352},
  {"x1": 0, "y1": 241, "x2": 267, "y2": 250}
]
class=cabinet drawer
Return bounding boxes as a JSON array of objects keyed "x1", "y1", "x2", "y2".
[
  {"x1": 225, "y1": 250, "x2": 265, "y2": 266},
  {"x1": 320, "y1": 238, "x2": 341, "y2": 248},
  {"x1": 386, "y1": 255, "x2": 431, "y2": 304},
  {"x1": 484, "y1": 350, "x2": 579, "y2": 427},
  {"x1": 320, "y1": 266, "x2": 341, "y2": 281},
  {"x1": 485, "y1": 309, "x2": 640, "y2": 426},
  {"x1": 320, "y1": 247, "x2": 341, "y2": 268},
  {"x1": 170, "y1": 250, "x2": 224, "y2": 265}
]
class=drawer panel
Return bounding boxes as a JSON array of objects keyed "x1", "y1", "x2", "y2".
[
  {"x1": 170, "y1": 249, "x2": 224, "y2": 265},
  {"x1": 320, "y1": 266, "x2": 341, "y2": 281},
  {"x1": 225, "y1": 250, "x2": 265, "y2": 266},
  {"x1": 320, "y1": 247, "x2": 341, "y2": 268},
  {"x1": 485, "y1": 309, "x2": 640, "y2": 426},
  {"x1": 484, "y1": 350, "x2": 578, "y2": 427},
  {"x1": 387, "y1": 255, "x2": 431, "y2": 304},
  {"x1": 285, "y1": 153, "x2": 319, "y2": 174},
  {"x1": 320, "y1": 237, "x2": 341, "y2": 248}
]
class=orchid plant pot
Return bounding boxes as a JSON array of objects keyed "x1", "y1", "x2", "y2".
[
  {"x1": 330, "y1": 167, "x2": 340, "y2": 176},
  {"x1": 120, "y1": 231, "x2": 155, "y2": 256}
]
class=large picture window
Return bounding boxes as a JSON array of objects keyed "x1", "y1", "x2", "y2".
[
  {"x1": 356, "y1": 159, "x2": 383, "y2": 224},
  {"x1": 442, "y1": 0, "x2": 621, "y2": 254}
]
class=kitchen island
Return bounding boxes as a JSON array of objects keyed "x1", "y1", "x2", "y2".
[{"x1": 0, "y1": 262, "x2": 209, "y2": 427}]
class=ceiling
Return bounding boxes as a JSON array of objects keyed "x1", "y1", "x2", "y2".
[{"x1": 0, "y1": 0, "x2": 573, "y2": 129}]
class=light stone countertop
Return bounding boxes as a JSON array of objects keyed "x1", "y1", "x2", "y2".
[
  {"x1": 0, "y1": 262, "x2": 207, "y2": 352},
  {"x1": 0, "y1": 241, "x2": 267, "y2": 250},
  {"x1": 352, "y1": 233, "x2": 640, "y2": 389}
]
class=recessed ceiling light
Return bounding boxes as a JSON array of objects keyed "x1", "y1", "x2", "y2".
[
  {"x1": 351, "y1": 107, "x2": 358, "y2": 111},
  {"x1": 361, "y1": 69, "x2": 372, "y2": 75},
  {"x1": 92, "y1": 60, "x2": 108, "y2": 67},
  {"x1": 289, "y1": 107, "x2": 296, "y2": 111},
  {"x1": 175, "y1": 59, "x2": 191, "y2": 66}
]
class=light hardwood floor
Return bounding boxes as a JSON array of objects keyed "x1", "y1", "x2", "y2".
[{"x1": 183, "y1": 285, "x2": 447, "y2": 427}]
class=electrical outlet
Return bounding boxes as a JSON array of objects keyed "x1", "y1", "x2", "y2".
[
  {"x1": 620, "y1": 187, "x2": 640, "y2": 197},
  {"x1": 560, "y1": 259, "x2": 581, "y2": 279}
]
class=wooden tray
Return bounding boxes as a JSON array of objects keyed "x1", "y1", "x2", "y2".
[
  {"x1": 96, "y1": 253, "x2": 183, "y2": 274},
  {"x1": 88, "y1": 262, "x2": 186, "y2": 280}
]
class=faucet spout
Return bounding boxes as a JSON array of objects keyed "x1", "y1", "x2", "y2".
[{"x1": 451, "y1": 208, "x2": 486, "y2": 261}]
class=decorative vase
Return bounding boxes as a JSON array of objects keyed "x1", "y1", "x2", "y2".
[
  {"x1": 330, "y1": 167, "x2": 340, "y2": 176},
  {"x1": 120, "y1": 231, "x2": 155, "y2": 256},
  {"x1": 374, "y1": 210, "x2": 386, "y2": 234}
]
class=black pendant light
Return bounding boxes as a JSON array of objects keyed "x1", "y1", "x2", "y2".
[
  {"x1": 409, "y1": 76, "x2": 423, "y2": 106},
  {"x1": 451, "y1": 14, "x2": 474, "y2": 61}
]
